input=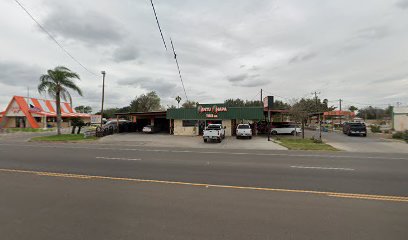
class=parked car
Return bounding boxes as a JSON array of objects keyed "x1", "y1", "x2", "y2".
[
  {"x1": 271, "y1": 123, "x2": 302, "y2": 135},
  {"x1": 103, "y1": 119, "x2": 130, "y2": 131},
  {"x1": 142, "y1": 125, "x2": 160, "y2": 133},
  {"x1": 203, "y1": 124, "x2": 225, "y2": 143},
  {"x1": 343, "y1": 122, "x2": 367, "y2": 137},
  {"x1": 236, "y1": 124, "x2": 252, "y2": 139}
]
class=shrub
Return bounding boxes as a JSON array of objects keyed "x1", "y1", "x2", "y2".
[
  {"x1": 370, "y1": 125, "x2": 381, "y2": 133},
  {"x1": 393, "y1": 131, "x2": 408, "y2": 143},
  {"x1": 392, "y1": 132, "x2": 404, "y2": 139}
]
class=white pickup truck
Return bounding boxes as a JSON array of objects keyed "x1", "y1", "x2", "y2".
[
  {"x1": 236, "y1": 124, "x2": 252, "y2": 139},
  {"x1": 203, "y1": 124, "x2": 225, "y2": 143}
]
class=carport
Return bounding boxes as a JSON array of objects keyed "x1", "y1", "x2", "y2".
[{"x1": 115, "y1": 111, "x2": 169, "y2": 133}]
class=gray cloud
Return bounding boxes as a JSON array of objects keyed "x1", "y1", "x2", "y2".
[
  {"x1": 112, "y1": 45, "x2": 139, "y2": 62},
  {"x1": 227, "y1": 73, "x2": 248, "y2": 82},
  {"x1": 354, "y1": 26, "x2": 389, "y2": 40},
  {"x1": 288, "y1": 52, "x2": 317, "y2": 64},
  {"x1": 117, "y1": 77, "x2": 179, "y2": 98},
  {"x1": 0, "y1": 61, "x2": 42, "y2": 87},
  {"x1": 43, "y1": 2, "x2": 124, "y2": 46},
  {"x1": 396, "y1": 0, "x2": 408, "y2": 9},
  {"x1": 227, "y1": 73, "x2": 267, "y2": 87}
]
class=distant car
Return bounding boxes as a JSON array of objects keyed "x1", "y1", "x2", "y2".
[
  {"x1": 103, "y1": 120, "x2": 130, "y2": 130},
  {"x1": 271, "y1": 123, "x2": 302, "y2": 135},
  {"x1": 142, "y1": 125, "x2": 160, "y2": 133},
  {"x1": 236, "y1": 124, "x2": 252, "y2": 139},
  {"x1": 343, "y1": 122, "x2": 367, "y2": 137}
]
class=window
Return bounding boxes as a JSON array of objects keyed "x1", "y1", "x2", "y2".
[{"x1": 182, "y1": 120, "x2": 197, "y2": 127}]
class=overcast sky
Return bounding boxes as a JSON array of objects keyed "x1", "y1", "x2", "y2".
[{"x1": 1, "y1": 0, "x2": 408, "y2": 112}]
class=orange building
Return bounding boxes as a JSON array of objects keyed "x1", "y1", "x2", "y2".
[{"x1": 0, "y1": 96, "x2": 91, "y2": 129}]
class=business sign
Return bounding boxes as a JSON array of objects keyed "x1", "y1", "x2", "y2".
[
  {"x1": 197, "y1": 105, "x2": 228, "y2": 118},
  {"x1": 91, "y1": 115, "x2": 102, "y2": 123},
  {"x1": 263, "y1": 96, "x2": 274, "y2": 109}
]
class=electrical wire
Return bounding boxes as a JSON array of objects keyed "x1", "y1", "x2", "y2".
[
  {"x1": 149, "y1": 0, "x2": 167, "y2": 51},
  {"x1": 14, "y1": 0, "x2": 97, "y2": 76},
  {"x1": 170, "y1": 38, "x2": 188, "y2": 101}
]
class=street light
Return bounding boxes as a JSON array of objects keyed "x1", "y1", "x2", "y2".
[{"x1": 100, "y1": 71, "x2": 106, "y2": 127}]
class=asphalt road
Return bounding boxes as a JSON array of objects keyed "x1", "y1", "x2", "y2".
[{"x1": 0, "y1": 141, "x2": 407, "y2": 239}]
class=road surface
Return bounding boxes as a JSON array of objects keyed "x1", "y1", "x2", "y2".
[{"x1": 0, "y1": 141, "x2": 407, "y2": 239}]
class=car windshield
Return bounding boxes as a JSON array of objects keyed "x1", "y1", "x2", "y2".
[{"x1": 238, "y1": 125, "x2": 250, "y2": 129}]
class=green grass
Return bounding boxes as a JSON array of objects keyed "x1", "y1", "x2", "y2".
[
  {"x1": 7, "y1": 128, "x2": 54, "y2": 133},
  {"x1": 31, "y1": 134, "x2": 97, "y2": 142},
  {"x1": 276, "y1": 138, "x2": 338, "y2": 151}
]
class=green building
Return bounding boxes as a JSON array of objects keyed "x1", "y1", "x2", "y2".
[{"x1": 166, "y1": 104, "x2": 264, "y2": 136}]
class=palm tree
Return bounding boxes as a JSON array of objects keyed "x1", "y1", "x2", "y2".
[{"x1": 38, "y1": 66, "x2": 83, "y2": 135}]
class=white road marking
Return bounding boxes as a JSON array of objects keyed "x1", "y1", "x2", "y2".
[
  {"x1": 1, "y1": 143, "x2": 407, "y2": 160},
  {"x1": 290, "y1": 166, "x2": 355, "y2": 171},
  {"x1": 96, "y1": 157, "x2": 141, "y2": 161}
]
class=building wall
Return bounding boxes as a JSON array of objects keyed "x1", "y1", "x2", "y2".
[
  {"x1": 222, "y1": 120, "x2": 232, "y2": 136},
  {"x1": 394, "y1": 114, "x2": 408, "y2": 132},
  {"x1": 173, "y1": 119, "x2": 198, "y2": 136},
  {"x1": 4, "y1": 117, "x2": 15, "y2": 128}
]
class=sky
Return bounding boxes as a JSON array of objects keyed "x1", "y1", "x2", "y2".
[{"x1": 0, "y1": 0, "x2": 408, "y2": 112}]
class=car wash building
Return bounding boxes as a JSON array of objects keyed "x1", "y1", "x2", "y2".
[
  {"x1": 167, "y1": 104, "x2": 264, "y2": 136},
  {"x1": 0, "y1": 96, "x2": 91, "y2": 129}
]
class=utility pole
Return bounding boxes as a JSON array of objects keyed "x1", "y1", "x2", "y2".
[
  {"x1": 312, "y1": 91, "x2": 321, "y2": 140},
  {"x1": 100, "y1": 71, "x2": 106, "y2": 127},
  {"x1": 260, "y1": 89, "x2": 263, "y2": 104},
  {"x1": 339, "y1": 99, "x2": 342, "y2": 125}
]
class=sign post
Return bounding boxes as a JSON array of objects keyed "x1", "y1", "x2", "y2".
[{"x1": 263, "y1": 96, "x2": 274, "y2": 141}]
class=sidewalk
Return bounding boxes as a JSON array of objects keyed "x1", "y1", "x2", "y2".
[{"x1": 99, "y1": 133, "x2": 287, "y2": 150}]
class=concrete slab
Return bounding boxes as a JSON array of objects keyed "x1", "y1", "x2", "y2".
[{"x1": 99, "y1": 133, "x2": 287, "y2": 150}]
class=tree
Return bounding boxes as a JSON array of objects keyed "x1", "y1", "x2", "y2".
[
  {"x1": 356, "y1": 106, "x2": 392, "y2": 119},
  {"x1": 348, "y1": 106, "x2": 358, "y2": 112},
  {"x1": 272, "y1": 100, "x2": 290, "y2": 110},
  {"x1": 182, "y1": 100, "x2": 199, "y2": 108},
  {"x1": 130, "y1": 91, "x2": 161, "y2": 112},
  {"x1": 38, "y1": 66, "x2": 82, "y2": 135},
  {"x1": 75, "y1": 105, "x2": 92, "y2": 113},
  {"x1": 224, "y1": 98, "x2": 246, "y2": 107}
]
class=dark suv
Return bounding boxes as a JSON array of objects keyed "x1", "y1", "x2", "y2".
[{"x1": 342, "y1": 122, "x2": 367, "y2": 137}]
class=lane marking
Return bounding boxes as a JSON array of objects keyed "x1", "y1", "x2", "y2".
[
  {"x1": 290, "y1": 166, "x2": 355, "y2": 171},
  {"x1": 96, "y1": 157, "x2": 141, "y2": 161},
  {"x1": 0, "y1": 168, "x2": 406, "y2": 203},
  {"x1": 1, "y1": 143, "x2": 407, "y2": 160}
]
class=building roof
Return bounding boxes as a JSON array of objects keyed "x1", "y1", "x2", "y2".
[
  {"x1": 4, "y1": 96, "x2": 91, "y2": 118},
  {"x1": 167, "y1": 106, "x2": 264, "y2": 120},
  {"x1": 393, "y1": 107, "x2": 408, "y2": 114}
]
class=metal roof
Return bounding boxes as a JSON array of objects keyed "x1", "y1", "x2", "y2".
[{"x1": 167, "y1": 107, "x2": 264, "y2": 120}]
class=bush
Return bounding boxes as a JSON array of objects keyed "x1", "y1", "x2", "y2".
[
  {"x1": 392, "y1": 131, "x2": 408, "y2": 143},
  {"x1": 370, "y1": 125, "x2": 381, "y2": 133},
  {"x1": 392, "y1": 132, "x2": 404, "y2": 139},
  {"x1": 310, "y1": 136, "x2": 323, "y2": 144}
]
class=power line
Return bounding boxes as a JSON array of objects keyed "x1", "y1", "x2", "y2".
[
  {"x1": 149, "y1": 0, "x2": 167, "y2": 51},
  {"x1": 14, "y1": 0, "x2": 97, "y2": 76},
  {"x1": 170, "y1": 38, "x2": 188, "y2": 101}
]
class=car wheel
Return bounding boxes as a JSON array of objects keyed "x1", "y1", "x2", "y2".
[
  {"x1": 291, "y1": 131, "x2": 296, "y2": 136},
  {"x1": 218, "y1": 138, "x2": 222, "y2": 143},
  {"x1": 271, "y1": 131, "x2": 277, "y2": 135},
  {"x1": 362, "y1": 134, "x2": 367, "y2": 137},
  {"x1": 347, "y1": 131, "x2": 351, "y2": 136},
  {"x1": 249, "y1": 136, "x2": 252, "y2": 139},
  {"x1": 204, "y1": 139, "x2": 207, "y2": 143},
  {"x1": 236, "y1": 136, "x2": 239, "y2": 139}
]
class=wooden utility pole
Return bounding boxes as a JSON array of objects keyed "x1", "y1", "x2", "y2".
[
  {"x1": 312, "y1": 91, "x2": 321, "y2": 140},
  {"x1": 100, "y1": 71, "x2": 106, "y2": 127},
  {"x1": 339, "y1": 99, "x2": 343, "y2": 125}
]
